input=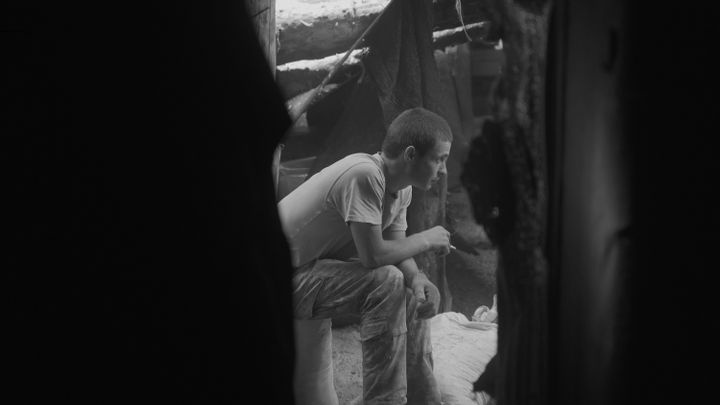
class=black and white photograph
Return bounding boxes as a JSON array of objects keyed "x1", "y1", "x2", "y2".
[{"x1": 5, "y1": 0, "x2": 719, "y2": 404}]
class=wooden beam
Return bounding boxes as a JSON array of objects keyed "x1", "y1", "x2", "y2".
[
  {"x1": 276, "y1": 0, "x2": 494, "y2": 64},
  {"x1": 247, "y1": 0, "x2": 277, "y2": 76},
  {"x1": 275, "y1": 22, "x2": 490, "y2": 100},
  {"x1": 276, "y1": 48, "x2": 367, "y2": 99},
  {"x1": 432, "y1": 21, "x2": 491, "y2": 50},
  {"x1": 276, "y1": 0, "x2": 389, "y2": 65}
]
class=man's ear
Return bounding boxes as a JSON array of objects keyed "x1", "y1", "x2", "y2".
[{"x1": 403, "y1": 145, "x2": 417, "y2": 162}]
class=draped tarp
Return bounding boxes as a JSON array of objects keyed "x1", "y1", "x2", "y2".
[{"x1": 308, "y1": 0, "x2": 455, "y2": 174}]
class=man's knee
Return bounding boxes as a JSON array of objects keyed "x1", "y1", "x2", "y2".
[
  {"x1": 361, "y1": 265, "x2": 408, "y2": 340},
  {"x1": 371, "y1": 265, "x2": 404, "y2": 291}
]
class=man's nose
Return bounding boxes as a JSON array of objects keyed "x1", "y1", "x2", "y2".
[{"x1": 438, "y1": 161, "x2": 447, "y2": 176}]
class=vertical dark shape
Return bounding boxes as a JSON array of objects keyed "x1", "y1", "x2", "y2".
[
  {"x1": 545, "y1": 0, "x2": 631, "y2": 404},
  {"x1": 547, "y1": 1, "x2": 720, "y2": 404},
  {"x1": 464, "y1": 1, "x2": 552, "y2": 404},
  {"x1": 5, "y1": 1, "x2": 294, "y2": 403},
  {"x1": 622, "y1": 2, "x2": 720, "y2": 405},
  {"x1": 246, "y1": 0, "x2": 277, "y2": 76}
]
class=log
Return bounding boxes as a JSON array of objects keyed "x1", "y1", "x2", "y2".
[
  {"x1": 276, "y1": 0, "x2": 491, "y2": 64},
  {"x1": 277, "y1": 0, "x2": 388, "y2": 29},
  {"x1": 275, "y1": 22, "x2": 489, "y2": 99},
  {"x1": 276, "y1": 48, "x2": 367, "y2": 99},
  {"x1": 276, "y1": 0, "x2": 389, "y2": 64},
  {"x1": 432, "y1": 21, "x2": 491, "y2": 50}
]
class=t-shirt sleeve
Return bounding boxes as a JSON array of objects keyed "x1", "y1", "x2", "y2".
[
  {"x1": 330, "y1": 163, "x2": 384, "y2": 226},
  {"x1": 387, "y1": 187, "x2": 412, "y2": 233}
]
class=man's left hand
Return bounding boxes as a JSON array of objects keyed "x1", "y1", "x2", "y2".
[{"x1": 411, "y1": 275, "x2": 440, "y2": 319}]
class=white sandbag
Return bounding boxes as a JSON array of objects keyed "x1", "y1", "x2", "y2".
[
  {"x1": 430, "y1": 312, "x2": 498, "y2": 405},
  {"x1": 294, "y1": 318, "x2": 339, "y2": 405}
]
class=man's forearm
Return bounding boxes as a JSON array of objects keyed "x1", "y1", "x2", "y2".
[
  {"x1": 395, "y1": 256, "x2": 426, "y2": 286},
  {"x1": 369, "y1": 232, "x2": 430, "y2": 268}
]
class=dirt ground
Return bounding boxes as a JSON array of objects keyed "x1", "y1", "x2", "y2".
[{"x1": 331, "y1": 188, "x2": 498, "y2": 404}]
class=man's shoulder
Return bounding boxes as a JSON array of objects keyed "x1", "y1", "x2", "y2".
[
  {"x1": 330, "y1": 153, "x2": 383, "y2": 178},
  {"x1": 323, "y1": 154, "x2": 385, "y2": 202},
  {"x1": 337, "y1": 152, "x2": 380, "y2": 166}
]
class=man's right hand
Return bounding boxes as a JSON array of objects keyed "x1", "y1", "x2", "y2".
[{"x1": 422, "y1": 225, "x2": 451, "y2": 256}]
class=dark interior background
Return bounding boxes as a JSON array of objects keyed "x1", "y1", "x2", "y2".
[
  {"x1": 4, "y1": 1, "x2": 719, "y2": 404},
  {"x1": 5, "y1": 2, "x2": 295, "y2": 403},
  {"x1": 548, "y1": 2, "x2": 719, "y2": 404}
]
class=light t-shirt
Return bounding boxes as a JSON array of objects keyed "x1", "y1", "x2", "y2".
[{"x1": 277, "y1": 152, "x2": 412, "y2": 268}]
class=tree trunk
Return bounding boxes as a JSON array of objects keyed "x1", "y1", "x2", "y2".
[
  {"x1": 436, "y1": 175, "x2": 452, "y2": 312},
  {"x1": 483, "y1": 1, "x2": 551, "y2": 405},
  {"x1": 406, "y1": 175, "x2": 452, "y2": 313}
]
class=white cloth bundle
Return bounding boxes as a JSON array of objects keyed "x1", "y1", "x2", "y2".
[{"x1": 430, "y1": 309, "x2": 497, "y2": 405}]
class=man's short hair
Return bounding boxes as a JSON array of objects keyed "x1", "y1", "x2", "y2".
[{"x1": 381, "y1": 107, "x2": 453, "y2": 158}]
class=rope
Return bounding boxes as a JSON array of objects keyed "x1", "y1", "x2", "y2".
[{"x1": 455, "y1": 0, "x2": 473, "y2": 43}]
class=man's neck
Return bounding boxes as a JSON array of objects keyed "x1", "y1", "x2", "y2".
[{"x1": 380, "y1": 153, "x2": 409, "y2": 195}]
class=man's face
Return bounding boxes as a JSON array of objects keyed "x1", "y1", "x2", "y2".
[{"x1": 408, "y1": 140, "x2": 452, "y2": 190}]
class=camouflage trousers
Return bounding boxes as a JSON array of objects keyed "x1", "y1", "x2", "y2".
[{"x1": 293, "y1": 259, "x2": 442, "y2": 405}]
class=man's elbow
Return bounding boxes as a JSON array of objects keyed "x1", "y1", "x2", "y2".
[
  {"x1": 358, "y1": 252, "x2": 382, "y2": 269},
  {"x1": 359, "y1": 256, "x2": 379, "y2": 269}
]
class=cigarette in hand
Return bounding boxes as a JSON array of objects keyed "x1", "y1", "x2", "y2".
[{"x1": 436, "y1": 245, "x2": 457, "y2": 255}]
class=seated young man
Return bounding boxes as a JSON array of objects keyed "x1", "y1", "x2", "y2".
[{"x1": 278, "y1": 107, "x2": 453, "y2": 405}]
